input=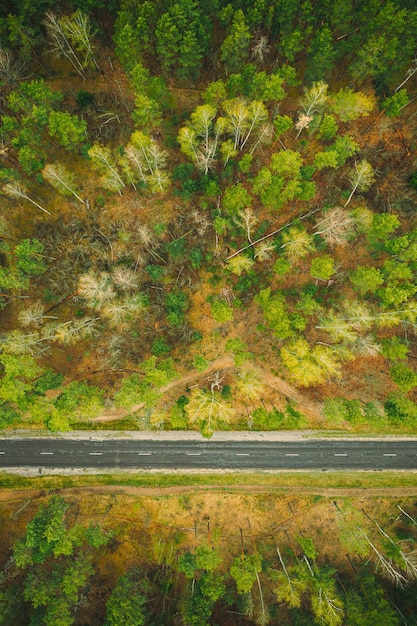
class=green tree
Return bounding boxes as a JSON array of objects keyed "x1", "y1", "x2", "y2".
[
  {"x1": 310, "y1": 255, "x2": 336, "y2": 281},
  {"x1": 306, "y1": 25, "x2": 335, "y2": 82},
  {"x1": 106, "y1": 570, "x2": 148, "y2": 626},
  {"x1": 330, "y1": 88, "x2": 375, "y2": 122},
  {"x1": 220, "y1": 10, "x2": 251, "y2": 75},
  {"x1": 230, "y1": 553, "x2": 262, "y2": 595},
  {"x1": 48, "y1": 111, "x2": 86, "y2": 149},
  {"x1": 349, "y1": 266, "x2": 384, "y2": 295},
  {"x1": 14, "y1": 238, "x2": 47, "y2": 275},
  {"x1": 390, "y1": 363, "x2": 417, "y2": 392},
  {"x1": 382, "y1": 89, "x2": 409, "y2": 118},
  {"x1": 281, "y1": 339, "x2": 341, "y2": 386}
]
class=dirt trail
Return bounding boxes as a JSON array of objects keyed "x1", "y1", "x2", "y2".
[
  {"x1": 92, "y1": 356, "x2": 323, "y2": 423},
  {"x1": 1, "y1": 485, "x2": 417, "y2": 503}
]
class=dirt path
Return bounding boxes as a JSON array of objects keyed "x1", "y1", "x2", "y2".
[
  {"x1": 1, "y1": 485, "x2": 417, "y2": 503},
  {"x1": 92, "y1": 356, "x2": 323, "y2": 422}
]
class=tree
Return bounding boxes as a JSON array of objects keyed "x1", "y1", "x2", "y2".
[
  {"x1": 310, "y1": 255, "x2": 336, "y2": 281},
  {"x1": 124, "y1": 131, "x2": 170, "y2": 192},
  {"x1": 273, "y1": 548, "x2": 307, "y2": 609},
  {"x1": 42, "y1": 163, "x2": 84, "y2": 203},
  {"x1": 280, "y1": 339, "x2": 341, "y2": 386},
  {"x1": 296, "y1": 81, "x2": 328, "y2": 137},
  {"x1": 349, "y1": 266, "x2": 384, "y2": 295},
  {"x1": 220, "y1": 10, "x2": 251, "y2": 75},
  {"x1": 382, "y1": 89, "x2": 409, "y2": 118},
  {"x1": 281, "y1": 226, "x2": 315, "y2": 262},
  {"x1": 186, "y1": 387, "x2": 235, "y2": 438},
  {"x1": 2, "y1": 182, "x2": 50, "y2": 215},
  {"x1": 306, "y1": 25, "x2": 336, "y2": 82},
  {"x1": 255, "y1": 288, "x2": 294, "y2": 339},
  {"x1": 88, "y1": 143, "x2": 125, "y2": 194},
  {"x1": 345, "y1": 573, "x2": 399, "y2": 626},
  {"x1": 344, "y1": 160, "x2": 375, "y2": 207},
  {"x1": 230, "y1": 553, "x2": 262, "y2": 595},
  {"x1": 14, "y1": 238, "x2": 47, "y2": 276},
  {"x1": 330, "y1": 88, "x2": 374, "y2": 122},
  {"x1": 106, "y1": 571, "x2": 148, "y2": 626},
  {"x1": 390, "y1": 363, "x2": 417, "y2": 393},
  {"x1": 43, "y1": 10, "x2": 97, "y2": 79},
  {"x1": 314, "y1": 207, "x2": 355, "y2": 246},
  {"x1": 48, "y1": 111, "x2": 86, "y2": 149},
  {"x1": 313, "y1": 150, "x2": 339, "y2": 170}
]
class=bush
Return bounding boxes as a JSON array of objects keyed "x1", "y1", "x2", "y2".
[
  {"x1": 34, "y1": 369, "x2": 64, "y2": 395},
  {"x1": 151, "y1": 338, "x2": 171, "y2": 356}
]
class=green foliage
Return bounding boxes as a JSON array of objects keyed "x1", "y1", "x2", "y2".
[
  {"x1": 313, "y1": 150, "x2": 339, "y2": 170},
  {"x1": 367, "y1": 213, "x2": 400, "y2": 244},
  {"x1": 0, "y1": 353, "x2": 43, "y2": 406},
  {"x1": 165, "y1": 290, "x2": 189, "y2": 326},
  {"x1": 230, "y1": 552, "x2": 262, "y2": 594},
  {"x1": 48, "y1": 111, "x2": 87, "y2": 149},
  {"x1": 281, "y1": 339, "x2": 341, "y2": 387},
  {"x1": 390, "y1": 363, "x2": 417, "y2": 392},
  {"x1": 13, "y1": 496, "x2": 71, "y2": 567},
  {"x1": 193, "y1": 354, "x2": 208, "y2": 372},
  {"x1": 53, "y1": 381, "x2": 105, "y2": 424},
  {"x1": 306, "y1": 25, "x2": 336, "y2": 82},
  {"x1": 349, "y1": 266, "x2": 384, "y2": 295},
  {"x1": 332, "y1": 135, "x2": 359, "y2": 166},
  {"x1": 317, "y1": 114, "x2": 338, "y2": 141},
  {"x1": 274, "y1": 114, "x2": 293, "y2": 136},
  {"x1": 76, "y1": 89, "x2": 95, "y2": 108},
  {"x1": 222, "y1": 183, "x2": 252, "y2": 217},
  {"x1": 165, "y1": 238, "x2": 187, "y2": 260},
  {"x1": 34, "y1": 369, "x2": 64, "y2": 394},
  {"x1": 323, "y1": 397, "x2": 366, "y2": 426},
  {"x1": 274, "y1": 257, "x2": 291, "y2": 276},
  {"x1": 380, "y1": 337, "x2": 409, "y2": 361},
  {"x1": 14, "y1": 238, "x2": 47, "y2": 276},
  {"x1": 384, "y1": 393, "x2": 417, "y2": 424},
  {"x1": 310, "y1": 255, "x2": 336, "y2": 281},
  {"x1": 330, "y1": 88, "x2": 374, "y2": 122},
  {"x1": 151, "y1": 337, "x2": 171, "y2": 356},
  {"x1": 220, "y1": 10, "x2": 251, "y2": 75},
  {"x1": 382, "y1": 89, "x2": 409, "y2": 117},
  {"x1": 211, "y1": 299, "x2": 233, "y2": 323},
  {"x1": 106, "y1": 570, "x2": 148, "y2": 626},
  {"x1": 255, "y1": 288, "x2": 294, "y2": 339}
]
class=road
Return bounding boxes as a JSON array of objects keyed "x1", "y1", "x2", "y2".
[{"x1": 0, "y1": 438, "x2": 417, "y2": 470}]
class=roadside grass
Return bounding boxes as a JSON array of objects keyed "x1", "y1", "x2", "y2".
[{"x1": 1, "y1": 471, "x2": 417, "y2": 491}]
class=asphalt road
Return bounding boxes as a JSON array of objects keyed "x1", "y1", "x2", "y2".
[{"x1": 0, "y1": 438, "x2": 417, "y2": 470}]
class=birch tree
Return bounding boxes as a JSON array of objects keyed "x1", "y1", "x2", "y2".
[
  {"x1": 314, "y1": 207, "x2": 355, "y2": 246},
  {"x1": 42, "y1": 163, "x2": 84, "y2": 203},
  {"x1": 2, "y1": 182, "x2": 50, "y2": 215},
  {"x1": 344, "y1": 160, "x2": 375, "y2": 207},
  {"x1": 44, "y1": 10, "x2": 97, "y2": 79},
  {"x1": 88, "y1": 144, "x2": 125, "y2": 194},
  {"x1": 296, "y1": 81, "x2": 328, "y2": 138}
]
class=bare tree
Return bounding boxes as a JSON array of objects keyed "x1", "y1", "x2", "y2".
[
  {"x1": 2, "y1": 182, "x2": 50, "y2": 215},
  {"x1": 42, "y1": 163, "x2": 85, "y2": 204},
  {"x1": 314, "y1": 207, "x2": 355, "y2": 246},
  {"x1": 43, "y1": 10, "x2": 97, "y2": 79},
  {"x1": 251, "y1": 35, "x2": 271, "y2": 65}
]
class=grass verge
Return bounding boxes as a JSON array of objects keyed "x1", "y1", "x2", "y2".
[{"x1": 1, "y1": 471, "x2": 417, "y2": 491}]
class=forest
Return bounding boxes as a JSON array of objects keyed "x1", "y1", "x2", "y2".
[
  {"x1": 2, "y1": 2, "x2": 417, "y2": 625},
  {"x1": 1, "y1": 489, "x2": 417, "y2": 626},
  {"x1": 1, "y1": 0, "x2": 417, "y2": 435}
]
